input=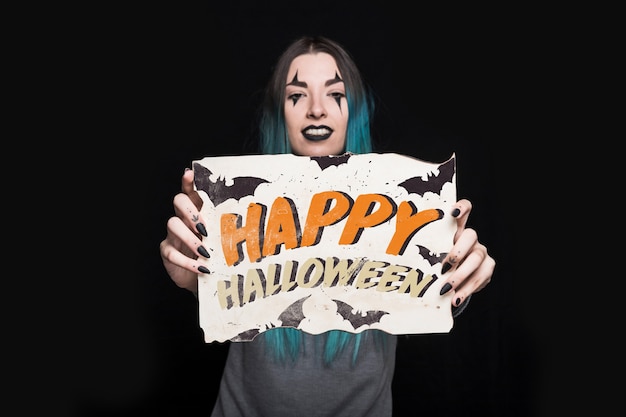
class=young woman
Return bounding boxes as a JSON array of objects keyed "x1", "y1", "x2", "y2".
[{"x1": 160, "y1": 35, "x2": 495, "y2": 417}]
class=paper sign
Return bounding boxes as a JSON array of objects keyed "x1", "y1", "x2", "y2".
[{"x1": 193, "y1": 152, "x2": 457, "y2": 343}]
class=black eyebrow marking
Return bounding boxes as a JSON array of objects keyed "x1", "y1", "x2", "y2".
[
  {"x1": 287, "y1": 71, "x2": 343, "y2": 88},
  {"x1": 287, "y1": 71, "x2": 306, "y2": 87},
  {"x1": 325, "y1": 72, "x2": 343, "y2": 87}
]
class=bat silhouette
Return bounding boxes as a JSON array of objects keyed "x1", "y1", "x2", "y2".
[
  {"x1": 193, "y1": 162, "x2": 269, "y2": 207},
  {"x1": 310, "y1": 153, "x2": 352, "y2": 170},
  {"x1": 231, "y1": 296, "x2": 311, "y2": 341},
  {"x1": 398, "y1": 156, "x2": 455, "y2": 197},
  {"x1": 277, "y1": 295, "x2": 311, "y2": 328},
  {"x1": 417, "y1": 244, "x2": 448, "y2": 266},
  {"x1": 231, "y1": 328, "x2": 261, "y2": 342},
  {"x1": 333, "y1": 299, "x2": 389, "y2": 330}
]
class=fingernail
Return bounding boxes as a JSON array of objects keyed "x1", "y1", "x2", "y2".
[
  {"x1": 441, "y1": 262, "x2": 452, "y2": 274},
  {"x1": 451, "y1": 208, "x2": 460, "y2": 217},
  {"x1": 185, "y1": 167, "x2": 191, "y2": 172},
  {"x1": 197, "y1": 245, "x2": 210, "y2": 258},
  {"x1": 196, "y1": 223, "x2": 207, "y2": 237},
  {"x1": 198, "y1": 266, "x2": 210, "y2": 274},
  {"x1": 455, "y1": 297, "x2": 462, "y2": 306},
  {"x1": 440, "y1": 282, "x2": 452, "y2": 295}
]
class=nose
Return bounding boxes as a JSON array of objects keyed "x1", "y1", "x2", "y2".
[{"x1": 307, "y1": 96, "x2": 327, "y2": 119}]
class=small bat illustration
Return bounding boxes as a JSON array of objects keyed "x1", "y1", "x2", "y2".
[
  {"x1": 310, "y1": 153, "x2": 352, "y2": 170},
  {"x1": 231, "y1": 328, "x2": 261, "y2": 342},
  {"x1": 398, "y1": 156, "x2": 455, "y2": 197},
  {"x1": 417, "y1": 244, "x2": 448, "y2": 266},
  {"x1": 193, "y1": 162, "x2": 269, "y2": 207},
  {"x1": 333, "y1": 299, "x2": 389, "y2": 330},
  {"x1": 277, "y1": 295, "x2": 311, "y2": 328}
]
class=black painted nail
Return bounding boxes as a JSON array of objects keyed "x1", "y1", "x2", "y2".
[
  {"x1": 455, "y1": 297, "x2": 461, "y2": 306},
  {"x1": 440, "y1": 282, "x2": 452, "y2": 295},
  {"x1": 441, "y1": 262, "x2": 452, "y2": 274},
  {"x1": 197, "y1": 245, "x2": 210, "y2": 258},
  {"x1": 196, "y1": 223, "x2": 207, "y2": 237},
  {"x1": 198, "y1": 266, "x2": 210, "y2": 274},
  {"x1": 451, "y1": 208, "x2": 460, "y2": 217}
]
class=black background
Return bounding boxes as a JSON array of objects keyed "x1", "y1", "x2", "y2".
[{"x1": 64, "y1": 3, "x2": 621, "y2": 417}]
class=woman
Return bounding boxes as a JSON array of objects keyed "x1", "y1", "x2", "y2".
[{"x1": 160, "y1": 35, "x2": 495, "y2": 417}]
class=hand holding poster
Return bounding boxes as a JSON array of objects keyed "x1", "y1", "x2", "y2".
[{"x1": 193, "y1": 152, "x2": 457, "y2": 343}]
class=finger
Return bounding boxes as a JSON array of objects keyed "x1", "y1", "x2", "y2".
[
  {"x1": 451, "y1": 199, "x2": 472, "y2": 239},
  {"x1": 182, "y1": 168, "x2": 203, "y2": 210},
  {"x1": 441, "y1": 228, "x2": 479, "y2": 273},
  {"x1": 160, "y1": 238, "x2": 206, "y2": 291},
  {"x1": 173, "y1": 192, "x2": 208, "y2": 238},
  {"x1": 166, "y1": 216, "x2": 211, "y2": 260},
  {"x1": 448, "y1": 243, "x2": 487, "y2": 289},
  {"x1": 453, "y1": 198, "x2": 472, "y2": 216},
  {"x1": 162, "y1": 241, "x2": 211, "y2": 276},
  {"x1": 450, "y1": 252, "x2": 495, "y2": 306}
]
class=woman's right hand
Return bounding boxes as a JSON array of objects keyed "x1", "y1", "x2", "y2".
[{"x1": 159, "y1": 168, "x2": 210, "y2": 293}]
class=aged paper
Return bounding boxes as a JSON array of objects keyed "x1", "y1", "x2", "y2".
[{"x1": 193, "y1": 153, "x2": 457, "y2": 342}]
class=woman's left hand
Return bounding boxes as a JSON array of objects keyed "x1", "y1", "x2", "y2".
[{"x1": 439, "y1": 199, "x2": 496, "y2": 307}]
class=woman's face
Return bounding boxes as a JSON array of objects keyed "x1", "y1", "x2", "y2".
[{"x1": 284, "y1": 52, "x2": 348, "y2": 156}]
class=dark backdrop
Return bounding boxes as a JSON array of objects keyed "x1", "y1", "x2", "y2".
[{"x1": 68, "y1": 3, "x2": 615, "y2": 417}]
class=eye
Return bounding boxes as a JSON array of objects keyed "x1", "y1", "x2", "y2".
[
  {"x1": 287, "y1": 92, "x2": 305, "y2": 105},
  {"x1": 329, "y1": 92, "x2": 345, "y2": 99}
]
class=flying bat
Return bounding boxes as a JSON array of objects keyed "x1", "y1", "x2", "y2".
[
  {"x1": 417, "y1": 244, "x2": 448, "y2": 266},
  {"x1": 277, "y1": 295, "x2": 311, "y2": 328},
  {"x1": 193, "y1": 162, "x2": 269, "y2": 207},
  {"x1": 398, "y1": 157, "x2": 455, "y2": 197},
  {"x1": 230, "y1": 296, "x2": 311, "y2": 341},
  {"x1": 231, "y1": 328, "x2": 261, "y2": 342},
  {"x1": 310, "y1": 153, "x2": 352, "y2": 170},
  {"x1": 333, "y1": 299, "x2": 389, "y2": 330}
]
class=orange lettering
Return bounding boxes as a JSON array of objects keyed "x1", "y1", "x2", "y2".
[
  {"x1": 221, "y1": 203, "x2": 266, "y2": 266},
  {"x1": 386, "y1": 202, "x2": 443, "y2": 256},
  {"x1": 262, "y1": 197, "x2": 301, "y2": 257},
  {"x1": 300, "y1": 191, "x2": 352, "y2": 247},
  {"x1": 339, "y1": 194, "x2": 396, "y2": 244}
]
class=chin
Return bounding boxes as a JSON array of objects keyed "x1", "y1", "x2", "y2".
[{"x1": 302, "y1": 144, "x2": 346, "y2": 157}]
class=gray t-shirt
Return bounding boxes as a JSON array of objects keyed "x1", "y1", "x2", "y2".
[{"x1": 211, "y1": 331, "x2": 397, "y2": 417}]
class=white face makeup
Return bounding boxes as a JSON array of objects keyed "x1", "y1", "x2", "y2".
[{"x1": 284, "y1": 52, "x2": 348, "y2": 156}]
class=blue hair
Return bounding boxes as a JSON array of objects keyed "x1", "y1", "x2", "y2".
[
  {"x1": 259, "y1": 35, "x2": 375, "y2": 156},
  {"x1": 263, "y1": 327, "x2": 387, "y2": 367},
  {"x1": 259, "y1": 94, "x2": 373, "y2": 155},
  {"x1": 344, "y1": 93, "x2": 374, "y2": 154},
  {"x1": 257, "y1": 36, "x2": 385, "y2": 365}
]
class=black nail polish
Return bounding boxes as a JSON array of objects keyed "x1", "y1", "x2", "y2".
[
  {"x1": 198, "y1": 266, "x2": 210, "y2": 274},
  {"x1": 440, "y1": 282, "x2": 452, "y2": 295},
  {"x1": 197, "y1": 245, "x2": 210, "y2": 258},
  {"x1": 455, "y1": 297, "x2": 461, "y2": 306},
  {"x1": 196, "y1": 223, "x2": 207, "y2": 237},
  {"x1": 441, "y1": 262, "x2": 452, "y2": 275},
  {"x1": 451, "y1": 208, "x2": 460, "y2": 217}
]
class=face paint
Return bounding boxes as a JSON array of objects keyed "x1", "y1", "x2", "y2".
[
  {"x1": 284, "y1": 52, "x2": 349, "y2": 157},
  {"x1": 287, "y1": 72, "x2": 306, "y2": 105},
  {"x1": 287, "y1": 72, "x2": 344, "y2": 109},
  {"x1": 328, "y1": 72, "x2": 344, "y2": 109}
]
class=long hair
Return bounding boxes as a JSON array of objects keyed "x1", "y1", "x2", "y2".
[
  {"x1": 259, "y1": 35, "x2": 374, "y2": 155},
  {"x1": 257, "y1": 36, "x2": 385, "y2": 365}
]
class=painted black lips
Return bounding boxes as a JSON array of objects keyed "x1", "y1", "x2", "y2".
[{"x1": 302, "y1": 125, "x2": 333, "y2": 141}]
